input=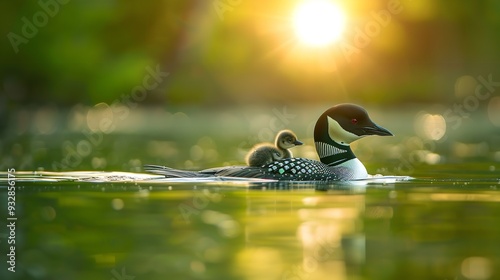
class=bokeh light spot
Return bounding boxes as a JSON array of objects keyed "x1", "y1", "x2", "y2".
[
  {"x1": 190, "y1": 260, "x2": 206, "y2": 274},
  {"x1": 34, "y1": 107, "x2": 58, "y2": 135},
  {"x1": 111, "y1": 198, "x2": 124, "y2": 210},
  {"x1": 455, "y1": 75, "x2": 478, "y2": 98},
  {"x1": 425, "y1": 152, "x2": 441, "y2": 165},
  {"x1": 87, "y1": 102, "x2": 114, "y2": 133},
  {"x1": 190, "y1": 145, "x2": 204, "y2": 161},
  {"x1": 461, "y1": 256, "x2": 493, "y2": 280},
  {"x1": 40, "y1": 206, "x2": 56, "y2": 221},
  {"x1": 414, "y1": 112, "x2": 446, "y2": 141}
]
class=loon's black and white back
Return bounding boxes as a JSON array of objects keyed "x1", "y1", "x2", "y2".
[{"x1": 144, "y1": 104, "x2": 392, "y2": 181}]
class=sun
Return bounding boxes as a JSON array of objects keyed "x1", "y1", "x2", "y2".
[{"x1": 292, "y1": 0, "x2": 346, "y2": 47}]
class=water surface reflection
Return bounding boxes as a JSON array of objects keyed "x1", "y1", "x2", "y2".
[{"x1": 1, "y1": 174, "x2": 500, "y2": 279}]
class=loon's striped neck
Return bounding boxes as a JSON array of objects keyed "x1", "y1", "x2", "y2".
[{"x1": 315, "y1": 140, "x2": 356, "y2": 166}]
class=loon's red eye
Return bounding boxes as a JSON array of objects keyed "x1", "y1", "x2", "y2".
[{"x1": 351, "y1": 118, "x2": 358, "y2": 124}]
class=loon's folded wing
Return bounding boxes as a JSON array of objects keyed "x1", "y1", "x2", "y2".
[
  {"x1": 209, "y1": 166, "x2": 273, "y2": 179},
  {"x1": 143, "y1": 165, "x2": 212, "y2": 178},
  {"x1": 142, "y1": 164, "x2": 266, "y2": 179}
]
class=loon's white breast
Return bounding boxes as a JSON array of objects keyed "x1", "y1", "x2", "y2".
[{"x1": 335, "y1": 158, "x2": 368, "y2": 180}]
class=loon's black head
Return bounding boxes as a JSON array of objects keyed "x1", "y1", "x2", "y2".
[{"x1": 314, "y1": 103, "x2": 393, "y2": 145}]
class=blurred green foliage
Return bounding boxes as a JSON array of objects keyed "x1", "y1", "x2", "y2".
[
  {"x1": 2, "y1": 0, "x2": 500, "y2": 107},
  {"x1": 2, "y1": 0, "x2": 500, "y2": 172}
]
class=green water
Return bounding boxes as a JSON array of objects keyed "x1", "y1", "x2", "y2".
[
  {"x1": 1, "y1": 106, "x2": 500, "y2": 279},
  {"x1": 1, "y1": 171, "x2": 500, "y2": 280}
]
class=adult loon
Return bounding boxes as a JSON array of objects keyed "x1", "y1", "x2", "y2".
[
  {"x1": 246, "y1": 129, "x2": 303, "y2": 167},
  {"x1": 144, "y1": 104, "x2": 393, "y2": 181}
]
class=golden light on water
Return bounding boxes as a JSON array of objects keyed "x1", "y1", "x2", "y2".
[{"x1": 292, "y1": 0, "x2": 346, "y2": 47}]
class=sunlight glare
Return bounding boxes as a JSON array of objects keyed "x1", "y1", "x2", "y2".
[{"x1": 293, "y1": 0, "x2": 346, "y2": 47}]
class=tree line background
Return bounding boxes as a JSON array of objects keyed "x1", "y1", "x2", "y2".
[{"x1": 1, "y1": 0, "x2": 500, "y2": 108}]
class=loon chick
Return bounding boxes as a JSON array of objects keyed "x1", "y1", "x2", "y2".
[
  {"x1": 246, "y1": 130, "x2": 303, "y2": 167},
  {"x1": 144, "y1": 103, "x2": 393, "y2": 181}
]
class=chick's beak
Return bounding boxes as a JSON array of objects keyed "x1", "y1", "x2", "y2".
[{"x1": 294, "y1": 140, "x2": 304, "y2": 145}]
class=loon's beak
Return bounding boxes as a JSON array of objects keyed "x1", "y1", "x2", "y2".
[
  {"x1": 294, "y1": 140, "x2": 304, "y2": 145},
  {"x1": 362, "y1": 123, "x2": 393, "y2": 136}
]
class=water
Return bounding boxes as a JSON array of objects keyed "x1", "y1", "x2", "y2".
[
  {"x1": 0, "y1": 168, "x2": 499, "y2": 280},
  {"x1": 1, "y1": 106, "x2": 500, "y2": 279}
]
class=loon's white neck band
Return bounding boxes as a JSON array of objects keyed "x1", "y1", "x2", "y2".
[{"x1": 315, "y1": 140, "x2": 356, "y2": 166}]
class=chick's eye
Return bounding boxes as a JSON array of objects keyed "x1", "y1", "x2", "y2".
[{"x1": 351, "y1": 118, "x2": 358, "y2": 124}]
